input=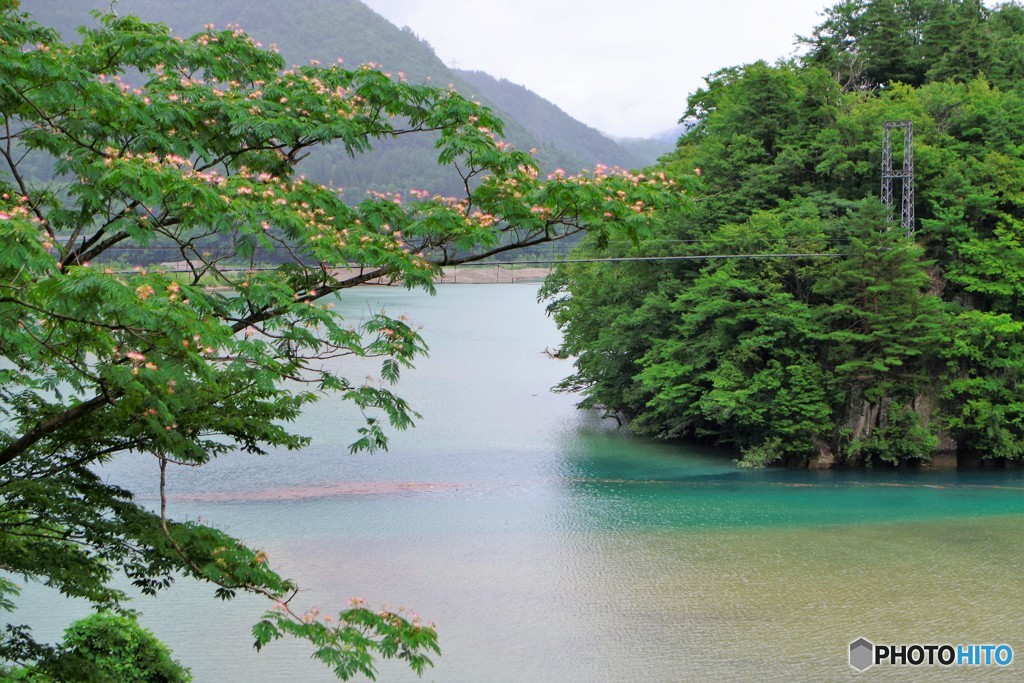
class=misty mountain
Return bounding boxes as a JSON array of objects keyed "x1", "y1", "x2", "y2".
[
  {"x1": 20, "y1": 0, "x2": 670, "y2": 198},
  {"x1": 613, "y1": 122, "x2": 694, "y2": 161},
  {"x1": 616, "y1": 136, "x2": 677, "y2": 162},
  {"x1": 454, "y1": 70, "x2": 648, "y2": 169}
]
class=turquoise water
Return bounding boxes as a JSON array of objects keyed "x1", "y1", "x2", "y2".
[{"x1": 12, "y1": 284, "x2": 1024, "y2": 681}]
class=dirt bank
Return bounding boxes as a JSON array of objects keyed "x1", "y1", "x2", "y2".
[{"x1": 435, "y1": 266, "x2": 552, "y2": 284}]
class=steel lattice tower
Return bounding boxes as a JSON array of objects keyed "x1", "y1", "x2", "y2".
[{"x1": 881, "y1": 121, "x2": 915, "y2": 235}]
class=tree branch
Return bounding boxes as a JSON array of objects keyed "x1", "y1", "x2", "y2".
[{"x1": 0, "y1": 393, "x2": 114, "y2": 469}]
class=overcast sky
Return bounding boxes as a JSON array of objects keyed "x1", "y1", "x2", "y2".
[{"x1": 360, "y1": 0, "x2": 832, "y2": 139}]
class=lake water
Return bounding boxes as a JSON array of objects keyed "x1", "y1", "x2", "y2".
[{"x1": 13, "y1": 284, "x2": 1024, "y2": 681}]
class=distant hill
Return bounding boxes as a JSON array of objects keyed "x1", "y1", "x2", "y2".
[
  {"x1": 616, "y1": 136, "x2": 677, "y2": 163},
  {"x1": 614, "y1": 123, "x2": 693, "y2": 162},
  {"x1": 20, "y1": 0, "x2": 667, "y2": 198},
  {"x1": 454, "y1": 70, "x2": 647, "y2": 169}
]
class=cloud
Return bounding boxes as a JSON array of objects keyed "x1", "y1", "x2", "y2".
[{"x1": 363, "y1": 0, "x2": 825, "y2": 138}]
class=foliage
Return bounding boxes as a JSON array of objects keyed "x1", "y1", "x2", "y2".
[
  {"x1": 800, "y1": 0, "x2": 1024, "y2": 90},
  {"x1": 0, "y1": 2, "x2": 680, "y2": 678},
  {"x1": 6, "y1": 612, "x2": 191, "y2": 682},
  {"x1": 546, "y1": 0, "x2": 1024, "y2": 467},
  {"x1": 21, "y1": 0, "x2": 650, "y2": 199}
]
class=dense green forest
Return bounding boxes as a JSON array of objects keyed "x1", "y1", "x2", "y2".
[{"x1": 544, "y1": 0, "x2": 1024, "y2": 468}]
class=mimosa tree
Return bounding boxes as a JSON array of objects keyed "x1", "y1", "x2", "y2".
[{"x1": 0, "y1": 2, "x2": 682, "y2": 679}]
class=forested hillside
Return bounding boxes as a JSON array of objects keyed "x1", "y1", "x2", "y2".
[
  {"x1": 544, "y1": 0, "x2": 1024, "y2": 468},
  {"x1": 21, "y1": 0, "x2": 654, "y2": 199}
]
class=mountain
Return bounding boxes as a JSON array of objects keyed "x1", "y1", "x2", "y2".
[
  {"x1": 19, "y1": 0, "x2": 667, "y2": 198},
  {"x1": 613, "y1": 122, "x2": 694, "y2": 162},
  {"x1": 20, "y1": 0, "x2": 450, "y2": 82},
  {"x1": 616, "y1": 136, "x2": 677, "y2": 163},
  {"x1": 454, "y1": 70, "x2": 647, "y2": 169}
]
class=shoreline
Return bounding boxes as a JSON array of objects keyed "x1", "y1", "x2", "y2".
[
  {"x1": 434, "y1": 265, "x2": 552, "y2": 284},
  {"x1": 197, "y1": 265, "x2": 553, "y2": 291},
  {"x1": 326, "y1": 264, "x2": 553, "y2": 285}
]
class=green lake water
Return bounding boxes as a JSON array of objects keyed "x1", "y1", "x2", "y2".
[{"x1": 13, "y1": 284, "x2": 1024, "y2": 681}]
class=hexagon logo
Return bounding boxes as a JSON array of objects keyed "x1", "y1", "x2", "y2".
[{"x1": 850, "y1": 638, "x2": 875, "y2": 671}]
